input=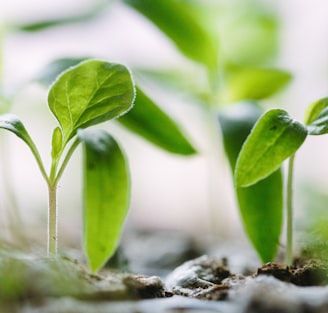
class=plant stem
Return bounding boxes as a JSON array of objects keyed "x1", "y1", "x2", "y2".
[
  {"x1": 47, "y1": 183, "x2": 58, "y2": 255},
  {"x1": 46, "y1": 138, "x2": 80, "y2": 256},
  {"x1": 286, "y1": 154, "x2": 295, "y2": 266}
]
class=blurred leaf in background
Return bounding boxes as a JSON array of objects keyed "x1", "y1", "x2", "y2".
[
  {"x1": 217, "y1": 2, "x2": 279, "y2": 67},
  {"x1": 123, "y1": 0, "x2": 219, "y2": 77},
  {"x1": 221, "y1": 68, "x2": 292, "y2": 103},
  {"x1": 118, "y1": 87, "x2": 197, "y2": 155},
  {"x1": 14, "y1": 1, "x2": 107, "y2": 32}
]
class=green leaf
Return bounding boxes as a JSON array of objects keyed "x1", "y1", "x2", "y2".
[
  {"x1": 0, "y1": 114, "x2": 47, "y2": 179},
  {"x1": 235, "y1": 109, "x2": 307, "y2": 187},
  {"x1": 0, "y1": 114, "x2": 37, "y2": 152},
  {"x1": 134, "y1": 67, "x2": 211, "y2": 104},
  {"x1": 118, "y1": 87, "x2": 196, "y2": 155},
  {"x1": 219, "y1": 102, "x2": 283, "y2": 262},
  {"x1": 36, "y1": 57, "x2": 88, "y2": 86},
  {"x1": 304, "y1": 97, "x2": 328, "y2": 135},
  {"x1": 16, "y1": 4, "x2": 105, "y2": 32},
  {"x1": 51, "y1": 127, "x2": 63, "y2": 160},
  {"x1": 123, "y1": 0, "x2": 218, "y2": 72},
  {"x1": 222, "y1": 68, "x2": 292, "y2": 102},
  {"x1": 219, "y1": 8, "x2": 279, "y2": 66},
  {"x1": 237, "y1": 171, "x2": 283, "y2": 262},
  {"x1": 78, "y1": 129, "x2": 130, "y2": 273},
  {"x1": 48, "y1": 59, "x2": 135, "y2": 145}
]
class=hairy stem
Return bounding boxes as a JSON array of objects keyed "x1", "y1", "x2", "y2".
[
  {"x1": 286, "y1": 154, "x2": 295, "y2": 266},
  {"x1": 46, "y1": 139, "x2": 80, "y2": 256},
  {"x1": 47, "y1": 183, "x2": 58, "y2": 255}
]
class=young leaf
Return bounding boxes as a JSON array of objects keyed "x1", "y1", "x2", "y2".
[
  {"x1": 118, "y1": 87, "x2": 197, "y2": 155},
  {"x1": 51, "y1": 127, "x2": 63, "y2": 160},
  {"x1": 48, "y1": 60, "x2": 135, "y2": 145},
  {"x1": 222, "y1": 68, "x2": 292, "y2": 103},
  {"x1": 0, "y1": 114, "x2": 47, "y2": 180},
  {"x1": 123, "y1": 0, "x2": 218, "y2": 72},
  {"x1": 235, "y1": 109, "x2": 307, "y2": 187},
  {"x1": 78, "y1": 129, "x2": 130, "y2": 273},
  {"x1": 0, "y1": 114, "x2": 39, "y2": 155},
  {"x1": 304, "y1": 97, "x2": 328, "y2": 135},
  {"x1": 219, "y1": 102, "x2": 283, "y2": 262}
]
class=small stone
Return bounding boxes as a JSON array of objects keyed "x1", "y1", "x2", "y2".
[{"x1": 166, "y1": 255, "x2": 230, "y2": 300}]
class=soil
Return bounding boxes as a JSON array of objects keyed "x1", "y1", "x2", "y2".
[{"x1": 1, "y1": 231, "x2": 328, "y2": 313}]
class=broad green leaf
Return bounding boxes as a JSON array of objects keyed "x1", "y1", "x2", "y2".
[
  {"x1": 237, "y1": 171, "x2": 283, "y2": 262},
  {"x1": 123, "y1": 0, "x2": 218, "y2": 72},
  {"x1": 222, "y1": 68, "x2": 292, "y2": 102},
  {"x1": 118, "y1": 87, "x2": 196, "y2": 155},
  {"x1": 36, "y1": 57, "x2": 88, "y2": 86},
  {"x1": 78, "y1": 129, "x2": 130, "y2": 273},
  {"x1": 235, "y1": 109, "x2": 307, "y2": 187},
  {"x1": 48, "y1": 60, "x2": 135, "y2": 145},
  {"x1": 219, "y1": 102, "x2": 283, "y2": 262},
  {"x1": 304, "y1": 97, "x2": 328, "y2": 135}
]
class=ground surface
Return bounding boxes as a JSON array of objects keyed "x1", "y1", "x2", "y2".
[{"x1": 2, "y1": 231, "x2": 328, "y2": 313}]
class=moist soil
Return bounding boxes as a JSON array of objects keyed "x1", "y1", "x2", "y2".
[{"x1": 1, "y1": 231, "x2": 328, "y2": 313}]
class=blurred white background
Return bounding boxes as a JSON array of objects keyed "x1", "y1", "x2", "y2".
[{"x1": 1, "y1": 0, "x2": 328, "y2": 249}]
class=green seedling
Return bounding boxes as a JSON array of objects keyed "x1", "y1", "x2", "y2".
[
  {"x1": 15, "y1": 0, "x2": 294, "y2": 264},
  {"x1": 219, "y1": 102, "x2": 284, "y2": 263},
  {"x1": 122, "y1": 0, "x2": 293, "y2": 257},
  {"x1": 0, "y1": 59, "x2": 135, "y2": 272},
  {"x1": 234, "y1": 97, "x2": 328, "y2": 265}
]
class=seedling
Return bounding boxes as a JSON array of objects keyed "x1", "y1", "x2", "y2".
[
  {"x1": 13, "y1": 0, "x2": 296, "y2": 265},
  {"x1": 0, "y1": 59, "x2": 135, "y2": 272},
  {"x1": 122, "y1": 0, "x2": 298, "y2": 262},
  {"x1": 234, "y1": 97, "x2": 328, "y2": 265}
]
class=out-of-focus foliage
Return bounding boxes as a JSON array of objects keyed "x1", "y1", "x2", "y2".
[
  {"x1": 123, "y1": 0, "x2": 219, "y2": 77},
  {"x1": 15, "y1": 2, "x2": 107, "y2": 32}
]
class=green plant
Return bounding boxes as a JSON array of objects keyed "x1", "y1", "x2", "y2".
[
  {"x1": 234, "y1": 97, "x2": 328, "y2": 265},
  {"x1": 121, "y1": 0, "x2": 292, "y2": 261},
  {"x1": 0, "y1": 59, "x2": 136, "y2": 272},
  {"x1": 12, "y1": 0, "x2": 294, "y2": 264}
]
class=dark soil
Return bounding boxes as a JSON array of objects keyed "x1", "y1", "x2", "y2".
[
  {"x1": 2, "y1": 231, "x2": 328, "y2": 312},
  {"x1": 255, "y1": 260, "x2": 328, "y2": 286}
]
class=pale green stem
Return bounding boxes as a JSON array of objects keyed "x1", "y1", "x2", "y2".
[
  {"x1": 47, "y1": 183, "x2": 58, "y2": 255},
  {"x1": 46, "y1": 138, "x2": 80, "y2": 256},
  {"x1": 28, "y1": 142, "x2": 49, "y2": 185},
  {"x1": 286, "y1": 154, "x2": 295, "y2": 266}
]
